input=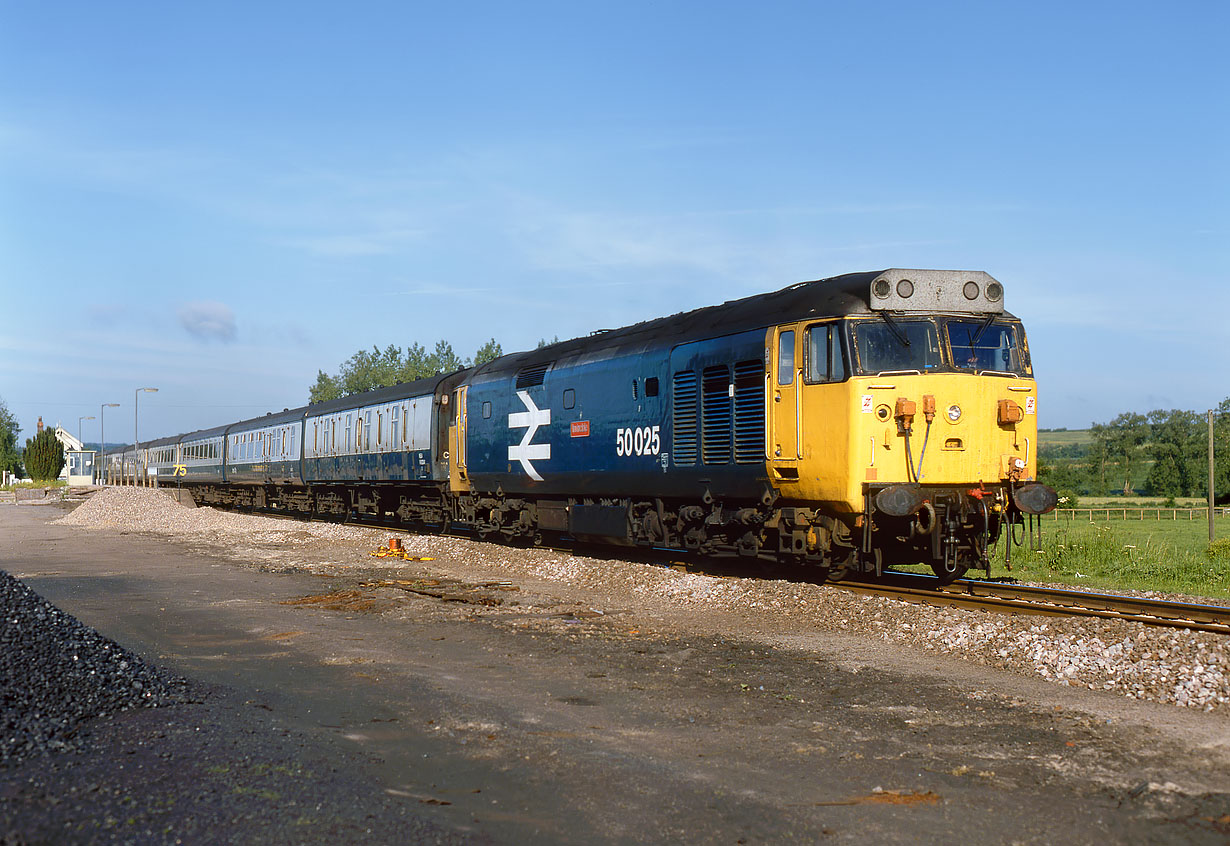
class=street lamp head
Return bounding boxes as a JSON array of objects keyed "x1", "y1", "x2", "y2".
[
  {"x1": 103, "y1": 403, "x2": 120, "y2": 408},
  {"x1": 140, "y1": 387, "x2": 158, "y2": 393}
]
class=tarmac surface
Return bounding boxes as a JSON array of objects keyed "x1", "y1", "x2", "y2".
[{"x1": 2, "y1": 501, "x2": 1229, "y2": 844}]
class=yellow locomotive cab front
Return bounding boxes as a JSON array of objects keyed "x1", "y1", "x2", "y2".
[{"x1": 765, "y1": 269, "x2": 1057, "y2": 582}]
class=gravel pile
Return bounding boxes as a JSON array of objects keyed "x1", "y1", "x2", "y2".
[
  {"x1": 1, "y1": 569, "x2": 189, "y2": 764},
  {"x1": 57, "y1": 487, "x2": 1230, "y2": 712}
]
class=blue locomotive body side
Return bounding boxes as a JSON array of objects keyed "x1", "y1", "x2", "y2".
[
  {"x1": 464, "y1": 344, "x2": 668, "y2": 498},
  {"x1": 463, "y1": 328, "x2": 768, "y2": 502}
]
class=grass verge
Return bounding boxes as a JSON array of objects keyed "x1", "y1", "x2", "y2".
[{"x1": 984, "y1": 518, "x2": 1230, "y2": 599}]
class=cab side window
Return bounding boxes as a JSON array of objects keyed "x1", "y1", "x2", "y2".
[
  {"x1": 777, "y1": 330, "x2": 795, "y2": 385},
  {"x1": 805, "y1": 323, "x2": 847, "y2": 383}
]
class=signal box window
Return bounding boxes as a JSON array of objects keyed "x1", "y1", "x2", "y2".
[{"x1": 805, "y1": 323, "x2": 847, "y2": 383}]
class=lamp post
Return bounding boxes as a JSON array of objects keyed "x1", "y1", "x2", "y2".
[
  {"x1": 100, "y1": 403, "x2": 119, "y2": 484},
  {"x1": 135, "y1": 387, "x2": 158, "y2": 487}
]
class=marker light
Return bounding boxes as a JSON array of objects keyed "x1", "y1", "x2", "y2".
[
  {"x1": 946, "y1": 404, "x2": 962, "y2": 422},
  {"x1": 873, "y1": 279, "x2": 892, "y2": 298},
  {"x1": 963, "y1": 281, "x2": 980, "y2": 300},
  {"x1": 986, "y1": 282, "x2": 1003, "y2": 301},
  {"x1": 896, "y1": 279, "x2": 914, "y2": 298}
]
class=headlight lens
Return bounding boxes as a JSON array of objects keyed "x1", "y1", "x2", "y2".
[{"x1": 947, "y1": 404, "x2": 962, "y2": 422}]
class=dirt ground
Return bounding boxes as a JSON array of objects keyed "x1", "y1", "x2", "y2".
[{"x1": 3, "y1": 502, "x2": 1230, "y2": 844}]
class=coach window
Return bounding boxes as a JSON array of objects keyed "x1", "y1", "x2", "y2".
[
  {"x1": 777, "y1": 330, "x2": 795, "y2": 385},
  {"x1": 563, "y1": 389, "x2": 576, "y2": 410},
  {"x1": 804, "y1": 323, "x2": 848, "y2": 383}
]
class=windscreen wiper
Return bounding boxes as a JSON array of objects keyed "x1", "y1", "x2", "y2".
[
  {"x1": 968, "y1": 314, "x2": 996, "y2": 347},
  {"x1": 880, "y1": 311, "x2": 910, "y2": 347}
]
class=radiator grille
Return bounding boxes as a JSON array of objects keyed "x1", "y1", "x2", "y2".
[
  {"x1": 733, "y1": 359, "x2": 764, "y2": 463},
  {"x1": 671, "y1": 371, "x2": 698, "y2": 466},
  {"x1": 701, "y1": 365, "x2": 732, "y2": 464}
]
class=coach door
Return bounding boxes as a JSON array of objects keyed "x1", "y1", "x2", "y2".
[{"x1": 770, "y1": 325, "x2": 801, "y2": 465}]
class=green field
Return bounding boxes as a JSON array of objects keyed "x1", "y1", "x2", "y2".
[
  {"x1": 1037, "y1": 428, "x2": 1094, "y2": 448},
  {"x1": 979, "y1": 516, "x2": 1230, "y2": 599}
]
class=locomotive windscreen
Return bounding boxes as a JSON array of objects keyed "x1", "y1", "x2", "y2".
[
  {"x1": 851, "y1": 319, "x2": 942, "y2": 374},
  {"x1": 851, "y1": 316, "x2": 1030, "y2": 376},
  {"x1": 945, "y1": 319, "x2": 1028, "y2": 375}
]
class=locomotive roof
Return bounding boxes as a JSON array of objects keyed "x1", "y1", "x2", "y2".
[{"x1": 476, "y1": 268, "x2": 1015, "y2": 377}]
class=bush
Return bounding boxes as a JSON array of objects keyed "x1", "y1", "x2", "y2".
[
  {"x1": 1208, "y1": 538, "x2": 1230, "y2": 562},
  {"x1": 23, "y1": 428, "x2": 64, "y2": 481},
  {"x1": 1055, "y1": 489, "x2": 1080, "y2": 509}
]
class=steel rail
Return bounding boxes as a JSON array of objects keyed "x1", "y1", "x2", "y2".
[
  {"x1": 834, "y1": 575, "x2": 1230, "y2": 635},
  {"x1": 172, "y1": 494, "x2": 1230, "y2": 635}
]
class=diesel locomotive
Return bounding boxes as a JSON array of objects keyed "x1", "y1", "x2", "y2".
[{"x1": 106, "y1": 269, "x2": 1057, "y2": 584}]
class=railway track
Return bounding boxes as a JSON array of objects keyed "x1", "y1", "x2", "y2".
[
  {"x1": 833, "y1": 574, "x2": 1230, "y2": 635},
  {"x1": 177, "y1": 493, "x2": 1230, "y2": 636}
]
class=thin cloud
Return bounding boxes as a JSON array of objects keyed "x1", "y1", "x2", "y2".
[{"x1": 178, "y1": 301, "x2": 237, "y2": 343}]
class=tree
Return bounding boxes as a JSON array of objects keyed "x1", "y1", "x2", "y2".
[
  {"x1": 1213, "y1": 397, "x2": 1230, "y2": 505},
  {"x1": 307, "y1": 338, "x2": 503, "y2": 403},
  {"x1": 0, "y1": 397, "x2": 22, "y2": 478},
  {"x1": 24, "y1": 427, "x2": 64, "y2": 481},
  {"x1": 1144, "y1": 409, "x2": 1200, "y2": 497},
  {"x1": 1088, "y1": 423, "x2": 1112, "y2": 496},
  {"x1": 1104, "y1": 412, "x2": 1148, "y2": 495},
  {"x1": 308, "y1": 370, "x2": 341, "y2": 404},
  {"x1": 473, "y1": 338, "x2": 502, "y2": 366}
]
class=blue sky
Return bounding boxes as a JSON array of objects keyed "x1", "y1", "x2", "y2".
[{"x1": 2, "y1": 0, "x2": 1227, "y2": 446}]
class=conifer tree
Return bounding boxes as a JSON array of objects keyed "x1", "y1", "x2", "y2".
[{"x1": 23, "y1": 427, "x2": 64, "y2": 481}]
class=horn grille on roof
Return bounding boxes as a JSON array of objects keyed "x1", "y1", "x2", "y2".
[{"x1": 869, "y1": 269, "x2": 1004, "y2": 313}]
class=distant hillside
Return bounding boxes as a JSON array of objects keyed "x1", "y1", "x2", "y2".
[{"x1": 1038, "y1": 429, "x2": 1092, "y2": 448}]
